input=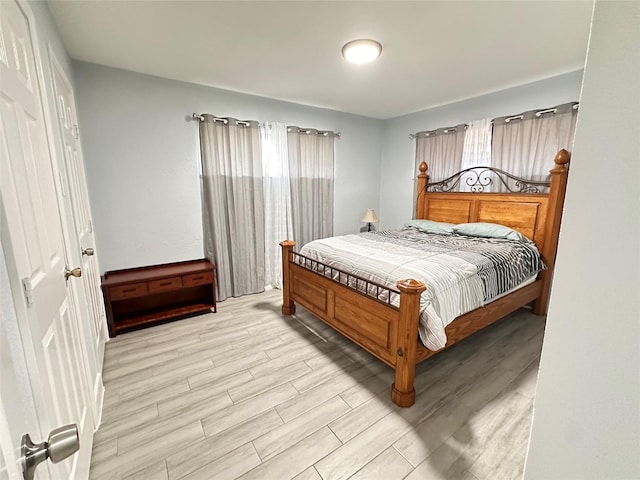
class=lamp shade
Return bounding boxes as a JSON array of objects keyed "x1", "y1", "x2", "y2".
[{"x1": 361, "y1": 209, "x2": 379, "y2": 223}]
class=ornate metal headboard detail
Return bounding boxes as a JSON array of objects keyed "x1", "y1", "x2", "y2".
[{"x1": 423, "y1": 165, "x2": 551, "y2": 193}]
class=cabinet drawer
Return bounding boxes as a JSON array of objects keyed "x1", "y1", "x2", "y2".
[
  {"x1": 182, "y1": 271, "x2": 213, "y2": 287},
  {"x1": 110, "y1": 282, "x2": 148, "y2": 301},
  {"x1": 148, "y1": 276, "x2": 182, "y2": 293}
]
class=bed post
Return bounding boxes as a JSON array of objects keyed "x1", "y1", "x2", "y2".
[
  {"x1": 415, "y1": 162, "x2": 429, "y2": 219},
  {"x1": 533, "y1": 149, "x2": 570, "y2": 315},
  {"x1": 391, "y1": 279, "x2": 427, "y2": 407},
  {"x1": 279, "y1": 240, "x2": 296, "y2": 315}
]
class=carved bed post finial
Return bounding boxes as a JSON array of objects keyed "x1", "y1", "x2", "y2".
[
  {"x1": 279, "y1": 240, "x2": 296, "y2": 315},
  {"x1": 416, "y1": 162, "x2": 429, "y2": 219},
  {"x1": 533, "y1": 149, "x2": 571, "y2": 315},
  {"x1": 391, "y1": 278, "x2": 426, "y2": 407},
  {"x1": 553, "y1": 148, "x2": 571, "y2": 171}
]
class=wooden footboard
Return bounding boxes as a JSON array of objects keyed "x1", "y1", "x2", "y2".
[
  {"x1": 280, "y1": 240, "x2": 542, "y2": 407},
  {"x1": 280, "y1": 241, "x2": 425, "y2": 407}
]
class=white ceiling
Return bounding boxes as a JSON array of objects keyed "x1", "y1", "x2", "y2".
[{"x1": 48, "y1": 1, "x2": 593, "y2": 120}]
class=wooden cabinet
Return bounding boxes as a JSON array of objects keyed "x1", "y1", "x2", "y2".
[{"x1": 101, "y1": 259, "x2": 216, "y2": 337}]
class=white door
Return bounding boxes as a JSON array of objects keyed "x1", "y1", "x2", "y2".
[
  {"x1": 0, "y1": 240, "x2": 46, "y2": 480},
  {"x1": 49, "y1": 49, "x2": 107, "y2": 419},
  {"x1": 0, "y1": 0, "x2": 93, "y2": 477}
]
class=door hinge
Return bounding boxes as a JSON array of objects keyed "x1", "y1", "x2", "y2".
[
  {"x1": 22, "y1": 278, "x2": 34, "y2": 307},
  {"x1": 72, "y1": 124, "x2": 79, "y2": 139}
]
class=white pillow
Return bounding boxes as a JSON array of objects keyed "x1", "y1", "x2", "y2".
[
  {"x1": 405, "y1": 219, "x2": 455, "y2": 235},
  {"x1": 452, "y1": 222, "x2": 532, "y2": 242}
]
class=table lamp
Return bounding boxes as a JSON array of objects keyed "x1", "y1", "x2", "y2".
[{"x1": 361, "y1": 209, "x2": 379, "y2": 232}]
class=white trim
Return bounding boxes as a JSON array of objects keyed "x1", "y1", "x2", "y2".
[{"x1": 93, "y1": 373, "x2": 105, "y2": 430}]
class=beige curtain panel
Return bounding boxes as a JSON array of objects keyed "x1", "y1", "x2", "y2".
[
  {"x1": 199, "y1": 116, "x2": 265, "y2": 301},
  {"x1": 492, "y1": 102, "x2": 579, "y2": 190},
  {"x1": 414, "y1": 125, "x2": 467, "y2": 181},
  {"x1": 413, "y1": 125, "x2": 466, "y2": 204},
  {"x1": 287, "y1": 128, "x2": 335, "y2": 249}
]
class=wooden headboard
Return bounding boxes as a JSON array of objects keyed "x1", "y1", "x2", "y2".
[
  {"x1": 415, "y1": 149, "x2": 570, "y2": 314},
  {"x1": 418, "y1": 191, "x2": 551, "y2": 252}
]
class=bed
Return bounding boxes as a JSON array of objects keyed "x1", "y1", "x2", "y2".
[{"x1": 279, "y1": 149, "x2": 570, "y2": 407}]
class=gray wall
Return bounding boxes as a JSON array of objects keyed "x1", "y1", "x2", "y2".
[
  {"x1": 74, "y1": 62, "x2": 383, "y2": 272},
  {"x1": 76, "y1": 63, "x2": 584, "y2": 273},
  {"x1": 378, "y1": 71, "x2": 584, "y2": 230},
  {"x1": 525, "y1": 1, "x2": 640, "y2": 478}
]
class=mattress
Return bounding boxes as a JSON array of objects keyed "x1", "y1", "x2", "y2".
[{"x1": 299, "y1": 227, "x2": 545, "y2": 351}]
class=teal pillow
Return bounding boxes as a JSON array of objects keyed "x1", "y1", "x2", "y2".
[
  {"x1": 453, "y1": 222, "x2": 531, "y2": 242},
  {"x1": 405, "y1": 219, "x2": 455, "y2": 235}
]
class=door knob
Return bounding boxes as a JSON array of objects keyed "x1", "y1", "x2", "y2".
[
  {"x1": 81, "y1": 247, "x2": 95, "y2": 256},
  {"x1": 21, "y1": 424, "x2": 79, "y2": 480},
  {"x1": 64, "y1": 266, "x2": 82, "y2": 280}
]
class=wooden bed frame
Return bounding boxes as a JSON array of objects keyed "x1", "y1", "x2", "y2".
[{"x1": 280, "y1": 149, "x2": 570, "y2": 407}]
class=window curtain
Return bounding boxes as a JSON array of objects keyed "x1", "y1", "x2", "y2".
[
  {"x1": 287, "y1": 128, "x2": 335, "y2": 249},
  {"x1": 199, "y1": 116, "x2": 265, "y2": 301},
  {"x1": 414, "y1": 125, "x2": 466, "y2": 181},
  {"x1": 492, "y1": 102, "x2": 578, "y2": 189},
  {"x1": 261, "y1": 122, "x2": 292, "y2": 289},
  {"x1": 460, "y1": 118, "x2": 493, "y2": 191},
  {"x1": 414, "y1": 125, "x2": 466, "y2": 202}
]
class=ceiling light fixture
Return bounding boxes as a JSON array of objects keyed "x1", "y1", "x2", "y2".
[{"x1": 342, "y1": 39, "x2": 382, "y2": 65}]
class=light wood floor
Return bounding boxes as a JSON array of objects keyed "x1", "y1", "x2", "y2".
[{"x1": 90, "y1": 289, "x2": 544, "y2": 480}]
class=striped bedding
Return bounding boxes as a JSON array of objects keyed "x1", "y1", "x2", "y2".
[{"x1": 298, "y1": 227, "x2": 545, "y2": 351}]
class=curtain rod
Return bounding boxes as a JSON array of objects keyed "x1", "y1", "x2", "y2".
[
  {"x1": 192, "y1": 114, "x2": 341, "y2": 138},
  {"x1": 499, "y1": 102, "x2": 580, "y2": 124},
  {"x1": 192, "y1": 113, "x2": 253, "y2": 126},
  {"x1": 409, "y1": 125, "x2": 465, "y2": 140},
  {"x1": 287, "y1": 126, "x2": 341, "y2": 138},
  {"x1": 408, "y1": 102, "x2": 579, "y2": 139}
]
